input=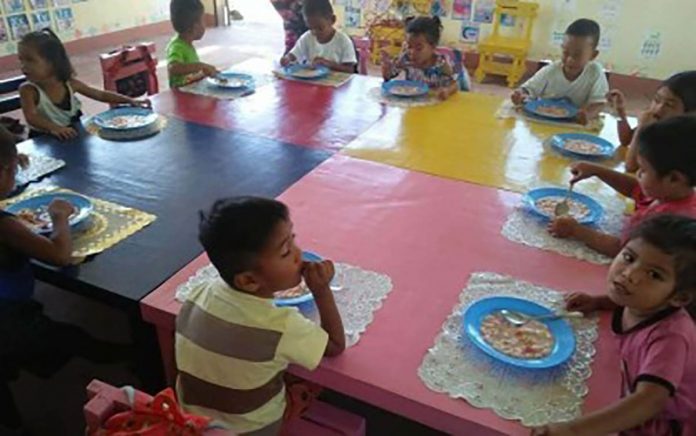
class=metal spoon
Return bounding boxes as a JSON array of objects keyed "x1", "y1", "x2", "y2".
[
  {"x1": 499, "y1": 309, "x2": 583, "y2": 327},
  {"x1": 554, "y1": 182, "x2": 574, "y2": 217}
]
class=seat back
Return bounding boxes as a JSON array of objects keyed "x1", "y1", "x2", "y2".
[
  {"x1": 0, "y1": 76, "x2": 26, "y2": 114},
  {"x1": 489, "y1": 0, "x2": 539, "y2": 45},
  {"x1": 100, "y1": 43, "x2": 159, "y2": 100}
]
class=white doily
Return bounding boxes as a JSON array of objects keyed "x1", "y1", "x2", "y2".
[
  {"x1": 502, "y1": 185, "x2": 627, "y2": 265},
  {"x1": 16, "y1": 153, "x2": 65, "y2": 187},
  {"x1": 175, "y1": 263, "x2": 393, "y2": 348},
  {"x1": 418, "y1": 272, "x2": 598, "y2": 427},
  {"x1": 368, "y1": 87, "x2": 441, "y2": 108}
]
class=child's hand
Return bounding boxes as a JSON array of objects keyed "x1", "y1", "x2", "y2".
[
  {"x1": 280, "y1": 54, "x2": 295, "y2": 67},
  {"x1": 437, "y1": 88, "x2": 449, "y2": 100},
  {"x1": 637, "y1": 109, "x2": 658, "y2": 128},
  {"x1": 576, "y1": 109, "x2": 589, "y2": 125},
  {"x1": 569, "y1": 162, "x2": 598, "y2": 184},
  {"x1": 564, "y1": 292, "x2": 600, "y2": 313},
  {"x1": 17, "y1": 153, "x2": 30, "y2": 170},
  {"x1": 380, "y1": 51, "x2": 393, "y2": 79},
  {"x1": 548, "y1": 216, "x2": 581, "y2": 239},
  {"x1": 129, "y1": 98, "x2": 152, "y2": 109},
  {"x1": 50, "y1": 126, "x2": 78, "y2": 141},
  {"x1": 606, "y1": 89, "x2": 627, "y2": 118},
  {"x1": 48, "y1": 199, "x2": 75, "y2": 222},
  {"x1": 201, "y1": 63, "x2": 219, "y2": 77},
  {"x1": 303, "y1": 260, "x2": 335, "y2": 296},
  {"x1": 312, "y1": 57, "x2": 334, "y2": 68},
  {"x1": 511, "y1": 89, "x2": 527, "y2": 106}
]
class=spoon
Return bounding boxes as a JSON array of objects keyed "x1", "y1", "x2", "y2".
[
  {"x1": 554, "y1": 182, "x2": 574, "y2": 217},
  {"x1": 499, "y1": 309, "x2": 583, "y2": 327}
]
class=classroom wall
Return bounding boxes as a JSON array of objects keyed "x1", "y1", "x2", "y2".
[{"x1": 335, "y1": 0, "x2": 696, "y2": 80}]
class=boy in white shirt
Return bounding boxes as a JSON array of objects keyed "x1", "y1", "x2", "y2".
[
  {"x1": 280, "y1": 0, "x2": 357, "y2": 73},
  {"x1": 511, "y1": 19, "x2": 609, "y2": 125}
]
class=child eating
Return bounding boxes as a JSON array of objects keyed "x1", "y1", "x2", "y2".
[
  {"x1": 175, "y1": 196, "x2": 345, "y2": 434},
  {"x1": 279, "y1": 0, "x2": 357, "y2": 73},
  {"x1": 167, "y1": 0, "x2": 220, "y2": 87},
  {"x1": 382, "y1": 16, "x2": 459, "y2": 100},
  {"x1": 534, "y1": 215, "x2": 696, "y2": 436},
  {"x1": 511, "y1": 19, "x2": 608, "y2": 125},
  {"x1": 548, "y1": 115, "x2": 696, "y2": 257}
]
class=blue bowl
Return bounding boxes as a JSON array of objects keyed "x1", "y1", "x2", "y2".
[
  {"x1": 206, "y1": 72, "x2": 254, "y2": 89},
  {"x1": 283, "y1": 64, "x2": 330, "y2": 80},
  {"x1": 93, "y1": 107, "x2": 158, "y2": 131},
  {"x1": 524, "y1": 99, "x2": 578, "y2": 120},
  {"x1": 274, "y1": 251, "x2": 323, "y2": 307},
  {"x1": 7, "y1": 192, "x2": 93, "y2": 234},
  {"x1": 523, "y1": 187, "x2": 603, "y2": 225},
  {"x1": 382, "y1": 80, "x2": 430, "y2": 98},
  {"x1": 462, "y1": 296, "x2": 576, "y2": 369},
  {"x1": 550, "y1": 133, "x2": 615, "y2": 159}
]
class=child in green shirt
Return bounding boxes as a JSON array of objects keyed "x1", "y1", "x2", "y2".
[{"x1": 167, "y1": 0, "x2": 219, "y2": 87}]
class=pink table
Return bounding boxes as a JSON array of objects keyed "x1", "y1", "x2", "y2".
[{"x1": 141, "y1": 155, "x2": 620, "y2": 436}]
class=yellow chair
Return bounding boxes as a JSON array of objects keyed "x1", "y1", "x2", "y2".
[{"x1": 475, "y1": 0, "x2": 539, "y2": 87}]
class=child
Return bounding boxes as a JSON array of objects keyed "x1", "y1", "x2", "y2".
[
  {"x1": 279, "y1": 0, "x2": 357, "y2": 73},
  {"x1": 175, "y1": 196, "x2": 345, "y2": 434},
  {"x1": 533, "y1": 214, "x2": 696, "y2": 436},
  {"x1": 381, "y1": 16, "x2": 460, "y2": 100},
  {"x1": 548, "y1": 115, "x2": 696, "y2": 258},
  {"x1": 167, "y1": 0, "x2": 219, "y2": 88},
  {"x1": 18, "y1": 29, "x2": 150, "y2": 141},
  {"x1": 271, "y1": 0, "x2": 308, "y2": 54},
  {"x1": 511, "y1": 19, "x2": 608, "y2": 125},
  {"x1": 607, "y1": 70, "x2": 696, "y2": 172}
]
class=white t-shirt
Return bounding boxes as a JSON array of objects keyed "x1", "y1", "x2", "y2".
[
  {"x1": 289, "y1": 30, "x2": 357, "y2": 65},
  {"x1": 521, "y1": 60, "x2": 609, "y2": 107}
]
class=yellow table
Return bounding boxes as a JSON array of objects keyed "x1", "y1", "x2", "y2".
[{"x1": 344, "y1": 92, "x2": 628, "y2": 198}]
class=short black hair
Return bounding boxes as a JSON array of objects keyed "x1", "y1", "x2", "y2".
[
  {"x1": 628, "y1": 214, "x2": 696, "y2": 317},
  {"x1": 198, "y1": 197, "x2": 290, "y2": 286},
  {"x1": 19, "y1": 29, "x2": 73, "y2": 82},
  {"x1": 663, "y1": 71, "x2": 696, "y2": 113},
  {"x1": 302, "y1": 0, "x2": 334, "y2": 19},
  {"x1": 637, "y1": 115, "x2": 696, "y2": 186},
  {"x1": 565, "y1": 18, "x2": 600, "y2": 49},
  {"x1": 0, "y1": 126, "x2": 17, "y2": 166},
  {"x1": 170, "y1": 0, "x2": 204, "y2": 34},
  {"x1": 405, "y1": 16, "x2": 443, "y2": 46}
]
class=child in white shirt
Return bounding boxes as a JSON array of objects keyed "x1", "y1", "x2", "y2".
[{"x1": 280, "y1": 0, "x2": 357, "y2": 73}]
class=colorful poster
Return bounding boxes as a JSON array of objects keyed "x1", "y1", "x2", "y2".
[
  {"x1": 53, "y1": 7, "x2": 74, "y2": 31},
  {"x1": 31, "y1": 11, "x2": 51, "y2": 30},
  {"x1": 472, "y1": 0, "x2": 494, "y2": 23},
  {"x1": 7, "y1": 14, "x2": 30, "y2": 39},
  {"x1": 345, "y1": 5, "x2": 361, "y2": 28},
  {"x1": 3, "y1": 0, "x2": 25, "y2": 14},
  {"x1": 460, "y1": 20, "x2": 479, "y2": 43},
  {"x1": 0, "y1": 19, "x2": 8, "y2": 42},
  {"x1": 29, "y1": 0, "x2": 50, "y2": 9},
  {"x1": 452, "y1": 0, "x2": 473, "y2": 20}
]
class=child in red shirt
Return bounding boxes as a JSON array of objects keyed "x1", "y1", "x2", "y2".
[
  {"x1": 549, "y1": 115, "x2": 696, "y2": 257},
  {"x1": 533, "y1": 215, "x2": 696, "y2": 436}
]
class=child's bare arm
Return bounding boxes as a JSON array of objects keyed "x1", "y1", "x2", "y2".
[
  {"x1": 577, "y1": 102, "x2": 605, "y2": 124},
  {"x1": 312, "y1": 57, "x2": 356, "y2": 73},
  {"x1": 168, "y1": 61, "x2": 218, "y2": 78},
  {"x1": 303, "y1": 260, "x2": 345, "y2": 356},
  {"x1": 565, "y1": 292, "x2": 617, "y2": 313},
  {"x1": 19, "y1": 84, "x2": 77, "y2": 140},
  {"x1": 70, "y1": 79, "x2": 149, "y2": 107},
  {"x1": 548, "y1": 216, "x2": 623, "y2": 257},
  {"x1": 571, "y1": 162, "x2": 638, "y2": 197}
]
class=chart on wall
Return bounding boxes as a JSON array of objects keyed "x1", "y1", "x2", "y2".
[{"x1": 0, "y1": 0, "x2": 86, "y2": 41}]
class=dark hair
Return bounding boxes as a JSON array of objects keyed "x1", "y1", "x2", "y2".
[
  {"x1": 637, "y1": 115, "x2": 696, "y2": 186},
  {"x1": 0, "y1": 126, "x2": 17, "y2": 166},
  {"x1": 302, "y1": 0, "x2": 334, "y2": 19},
  {"x1": 198, "y1": 197, "x2": 289, "y2": 286},
  {"x1": 565, "y1": 18, "x2": 600, "y2": 48},
  {"x1": 405, "y1": 16, "x2": 442, "y2": 46},
  {"x1": 662, "y1": 71, "x2": 696, "y2": 113},
  {"x1": 170, "y1": 0, "x2": 204, "y2": 34},
  {"x1": 19, "y1": 29, "x2": 73, "y2": 82},
  {"x1": 628, "y1": 214, "x2": 696, "y2": 317}
]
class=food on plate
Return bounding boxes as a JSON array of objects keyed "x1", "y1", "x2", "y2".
[
  {"x1": 16, "y1": 206, "x2": 78, "y2": 232},
  {"x1": 534, "y1": 197, "x2": 591, "y2": 220},
  {"x1": 563, "y1": 139, "x2": 603, "y2": 155},
  {"x1": 291, "y1": 67, "x2": 322, "y2": 78},
  {"x1": 535, "y1": 105, "x2": 570, "y2": 118},
  {"x1": 274, "y1": 283, "x2": 310, "y2": 299},
  {"x1": 101, "y1": 115, "x2": 153, "y2": 129},
  {"x1": 213, "y1": 77, "x2": 247, "y2": 87},
  {"x1": 389, "y1": 85, "x2": 423, "y2": 96},
  {"x1": 480, "y1": 312, "x2": 554, "y2": 359}
]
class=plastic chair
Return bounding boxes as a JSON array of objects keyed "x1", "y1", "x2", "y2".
[
  {"x1": 351, "y1": 36, "x2": 371, "y2": 75},
  {"x1": 474, "y1": 0, "x2": 539, "y2": 87},
  {"x1": 100, "y1": 43, "x2": 159, "y2": 101}
]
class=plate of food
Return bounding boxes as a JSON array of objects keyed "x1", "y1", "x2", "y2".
[
  {"x1": 274, "y1": 251, "x2": 324, "y2": 306},
  {"x1": 283, "y1": 64, "x2": 330, "y2": 80},
  {"x1": 523, "y1": 187, "x2": 603, "y2": 225},
  {"x1": 6, "y1": 193, "x2": 93, "y2": 234},
  {"x1": 462, "y1": 297, "x2": 576, "y2": 369},
  {"x1": 93, "y1": 107, "x2": 158, "y2": 131},
  {"x1": 382, "y1": 80, "x2": 429, "y2": 98},
  {"x1": 206, "y1": 72, "x2": 254, "y2": 89},
  {"x1": 549, "y1": 133, "x2": 615, "y2": 159},
  {"x1": 523, "y1": 99, "x2": 578, "y2": 120}
]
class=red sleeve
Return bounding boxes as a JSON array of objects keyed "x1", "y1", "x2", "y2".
[{"x1": 636, "y1": 333, "x2": 689, "y2": 396}]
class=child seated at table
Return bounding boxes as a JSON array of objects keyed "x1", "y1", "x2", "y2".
[
  {"x1": 279, "y1": 0, "x2": 357, "y2": 73},
  {"x1": 167, "y1": 0, "x2": 220, "y2": 87},
  {"x1": 548, "y1": 115, "x2": 696, "y2": 257},
  {"x1": 175, "y1": 196, "x2": 345, "y2": 434},
  {"x1": 511, "y1": 19, "x2": 608, "y2": 125},
  {"x1": 18, "y1": 29, "x2": 150, "y2": 141},
  {"x1": 534, "y1": 214, "x2": 696, "y2": 436},
  {"x1": 381, "y1": 16, "x2": 460, "y2": 100},
  {"x1": 607, "y1": 70, "x2": 696, "y2": 172}
]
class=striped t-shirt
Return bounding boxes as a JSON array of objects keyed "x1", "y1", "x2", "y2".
[{"x1": 175, "y1": 277, "x2": 328, "y2": 435}]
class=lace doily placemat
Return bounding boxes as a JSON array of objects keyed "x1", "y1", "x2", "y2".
[
  {"x1": 16, "y1": 153, "x2": 65, "y2": 187},
  {"x1": 176, "y1": 262, "x2": 393, "y2": 348},
  {"x1": 367, "y1": 87, "x2": 440, "y2": 108},
  {"x1": 502, "y1": 186, "x2": 626, "y2": 265},
  {"x1": 496, "y1": 100, "x2": 604, "y2": 132},
  {"x1": 273, "y1": 70, "x2": 354, "y2": 88},
  {"x1": 418, "y1": 272, "x2": 598, "y2": 427},
  {"x1": 1, "y1": 185, "x2": 156, "y2": 262},
  {"x1": 84, "y1": 115, "x2": 167, "y2": 141}
]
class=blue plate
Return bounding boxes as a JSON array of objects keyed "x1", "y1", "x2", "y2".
[
  {"x1": 524, "y1": 99, "x2": 578, "y2": 120},
  {"x1": 274, "y1": 251, "x2": 323, "y2": 307},
  {"x1": 523, "y1": 187, "x2": 603, "y2": 225},
  {"x1": 463, "y1": 297, "x2": 576, "y2": 369},
  {"x1": 382, "y1": 80, "x2": 429, "y2": 98},
  {"x1": 206, "y1": 72, "x2": 254, "y2": 89},
  {"x1": 550, "y1": 133, "x2": 615, "y2": 159},
  {"x1": 283, "y1": 64, "x2": 330, "y2": 80},
  {"x1": 93, "y1": 107, "x2": 158, "y2": 131},
  {"x1": 7, "y1": 193, "x2": 93, "y2": 234}
]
